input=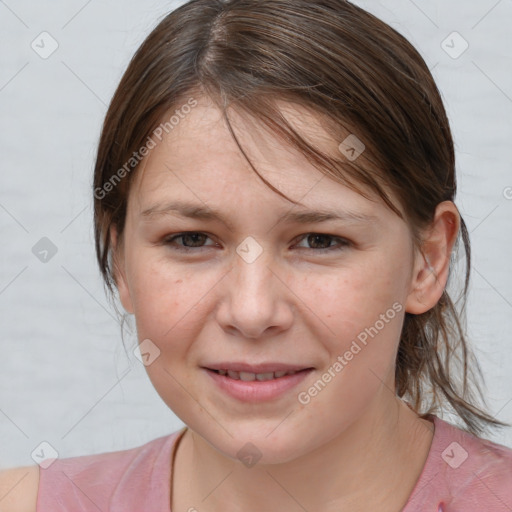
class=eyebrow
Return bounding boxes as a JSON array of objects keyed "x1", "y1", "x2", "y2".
[{"x1": 140, "y1": 200, "x2": 378, "y2": 230}]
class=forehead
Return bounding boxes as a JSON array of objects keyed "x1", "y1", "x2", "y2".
[{"x1": 128, "y1": 96, "x2": 398, "y2": 221}]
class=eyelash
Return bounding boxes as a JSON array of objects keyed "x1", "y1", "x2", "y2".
[{"x1": 162, "y1": 232, "x2": 351, "y2": 253}]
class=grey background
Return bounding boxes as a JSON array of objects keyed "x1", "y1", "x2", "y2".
[{"x1": 0, "y1": 0, "x2": 511, "y2": 469}]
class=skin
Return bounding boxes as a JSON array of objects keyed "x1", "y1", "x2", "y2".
[{"x1": 112, "y1": 95, "x2": 460, "y2": 511}]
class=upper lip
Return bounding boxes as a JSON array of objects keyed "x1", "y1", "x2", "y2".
[{"x1": 203, "y1": 362, "x2": 313, "y2": 373}]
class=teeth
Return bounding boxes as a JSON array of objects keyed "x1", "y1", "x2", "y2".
[
  {"x1": 256, "y1": 372, "x2": 275, "y2": 381},
  {"x1": 217, "y1": 369, "x2": 299, "y2": 380}
]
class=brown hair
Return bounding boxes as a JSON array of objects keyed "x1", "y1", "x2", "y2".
[{"x1": 93, "y1": 0, "x2": 507, "y2": 435}]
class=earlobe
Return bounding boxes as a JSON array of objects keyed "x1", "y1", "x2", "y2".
[
  {"x1": 110, "y1": 226, "x2": 134, "y2": 315},
  {"x1": 405, "y1": 201, "x2": 460, "y2": 315}
]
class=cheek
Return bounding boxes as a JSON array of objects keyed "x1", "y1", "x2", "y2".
[
  {"x1": 306, "y1": 259, "x2": 406, "y2": 386},
  {"x1": 126, "y1": 253, "x2": 197, "y2": 338},
  {"x1": 126, "y1": 252, "x2": 230, "y2": 357},
  {"x1": 307, "y1": 259, "x2": 405, "y2": 333}
]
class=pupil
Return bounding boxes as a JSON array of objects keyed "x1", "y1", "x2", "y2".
[
  {"x1": 309, "y1": 234, "x2": 330, "y2": 249},
  {"x1": 184, "y1": 233, "x2": 205, "y2": 247}
]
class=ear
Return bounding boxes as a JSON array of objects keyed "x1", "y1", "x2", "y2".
[
  {"x1": 405, "y1": 201, "x2": 460, "y2": 315},
  {"x1": 110, "y1": 226, "x2": 134, "y2": 315}
]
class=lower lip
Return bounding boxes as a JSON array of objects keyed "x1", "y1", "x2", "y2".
[{"x1": 203, "y1": 368, "x2": 314, "y2": 403}]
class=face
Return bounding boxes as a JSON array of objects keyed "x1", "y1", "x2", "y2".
[{"x1": 114, "y1": 95, "x2": 419, "y2": 464}]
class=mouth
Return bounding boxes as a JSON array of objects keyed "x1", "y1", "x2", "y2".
[
  {"x1": 207, "y1": 368, "x2": 308, "y2": 381},
  {"x1": 202, "y1": 364, "x2": 314, "y2": 402}
]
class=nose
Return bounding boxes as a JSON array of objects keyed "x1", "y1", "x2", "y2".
[{"x1": 215, "y1": 240, "x2": 294, "y2": 339}]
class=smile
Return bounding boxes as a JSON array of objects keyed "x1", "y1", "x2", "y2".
[
  {"x1": 203, "y1": 367, "x2": 314, "y2": 402},
  {"x1": 212, "y1": 369, "x2": 300, "y2": 381}
]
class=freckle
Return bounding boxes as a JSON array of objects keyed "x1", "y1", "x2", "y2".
[{"x1": 175, "y1": 279, "x2": 183, "y2": 284}]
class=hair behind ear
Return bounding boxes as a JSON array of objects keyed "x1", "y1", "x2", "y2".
[{"x1": 397, "y1": 214, "x2": 507, "y2": 435}]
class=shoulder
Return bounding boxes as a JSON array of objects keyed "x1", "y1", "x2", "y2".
[
  {"x1": 433, "y1": 416, "x2": 512, "y2": 509},
  {"x1": 39, "y1": 433, "x2": 171, "y2": 487},
  {"x1": 44, "y1": 431, "x2": 177, "y2": 477},
  {"x1": 37, "y1": 429, "x2": 185, "y2": 511},
  {"x1": 0, "y1": 465, "x2": 40, "y2": 512}
]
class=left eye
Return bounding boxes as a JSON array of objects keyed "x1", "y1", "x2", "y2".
[
  {"x1": 294, "y1": 233, "x2": 350, "y2": 251},
  {"x1": 163, "y1": 232, "x2": 350, "y2": 252}
]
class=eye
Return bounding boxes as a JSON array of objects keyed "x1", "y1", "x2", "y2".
[
  {"x1": 162, "y1": 232, "x2": 350, "y2": 253},
  {"x1": 293, "y1": 233, "x2": 351, "y2": 252},
  {"x1": 162, "y1": 232, "x2": 217, "y2": 251}
]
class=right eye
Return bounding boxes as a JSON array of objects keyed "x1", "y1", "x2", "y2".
[{"x1": 162, "y1": 232, "x2": 217, "y2": 252}]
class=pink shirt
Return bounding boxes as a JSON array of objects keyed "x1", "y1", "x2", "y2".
[{"x1": 36, "y1": 414, "x2": 512, "y2": 511}]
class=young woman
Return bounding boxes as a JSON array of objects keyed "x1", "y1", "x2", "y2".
[{"x1": 2, "y1": 1, "x2": 511, "y2": 510}]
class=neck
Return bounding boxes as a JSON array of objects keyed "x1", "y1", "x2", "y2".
[{"x1": 172, "y1": 396, "x2": 434, "y2": 512}]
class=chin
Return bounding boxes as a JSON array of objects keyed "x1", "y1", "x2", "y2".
[{"x1": 191, "y1": 419, "x2": 320, "y2": 466}]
